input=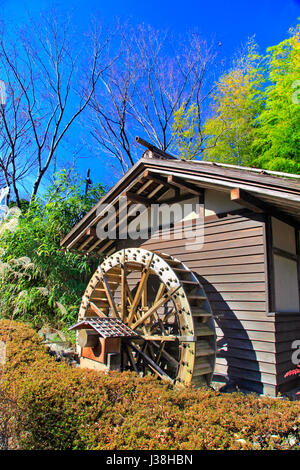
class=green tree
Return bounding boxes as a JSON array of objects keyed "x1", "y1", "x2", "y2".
[
  {"x1": 172, "y1": 102, "x2": 205, "y2": 160},
  {"x1": 174, "y1": 39, "x2": 264, "y2": 165},
  {"x1": 204, "y1": 42, "x2": 264, "y2": 166},
  {"x1": 0, "y1": 171, "x2": 105, "y2": 328},
  {"x1": 173, "y1": 25, "x2": 300, "y2": 174},
  {"x1": 252, "y1": 25, "x2": 300, "y2": 173}
]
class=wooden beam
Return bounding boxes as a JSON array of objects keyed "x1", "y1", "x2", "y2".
[
  {"x1": 125, "y1": 344, "x2": 139, "y2": 373},
  {"x1": 87, "y1": 238, "x2": 102, "y2": 253},
  {"x1": 97, "y1": 240, "x2": 115, "y2": 254},
  {"x1": 101, "y1": 273, "x2": 120, "y2": 319},
  {"x1": 127, "y1": 255, "x2": 153, "y2": 326},
  {"x1": 136, "y1": 136, "x2": 177, "y2": 160},
  {"x1": 150, "y1": 341, "x2": 179, "y2": 366},
  {"x1": 88, "y1": 301, "x2": 107, "y2": 318},
  {"x1": 231, "y1": 187, "x2": 299, "y2": 228},
  {"x1": 122, "y1": 191, "x2": 156, "y2": 207},
  {"x1": 141, "y1": 335, "x2": 176, "y2": 341},
  {"x1": 78, "y1": 236, "x2": 93, "y2": 251},
  {"x1": 129, "y1": 341, "x2": 174, "y2": 383},
  {"x1": 85, "y1": 227, "x2": 97, "y2": 237},
  {"x1": 143, "y1": 170, "x2": 176, "y2": 191},
  {"x1": 231, "y1": 188, "x2": 264, "y2": 213},
  {"x1": 167, "y1": 175, "x2": 204, "y2": 198},
  {"x1": 77, "y1": 227, "x2": 97, "y2": 250}
]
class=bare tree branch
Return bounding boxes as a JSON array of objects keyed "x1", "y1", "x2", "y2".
[
  {"x1": 0, "y1": 11, "x2": 112, "y2": 205},
  {"x1": 88, "y1": 24, "x2": 218, "y2": 173}
]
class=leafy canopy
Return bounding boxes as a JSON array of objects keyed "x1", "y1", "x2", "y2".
[
  {"x1": 202, "y1": 39, "x2": 264, "y2": 166},
  {"x1": 173, "y1": 25, "x2": 300, "y2": 174},
  {"x1": 252, "y1": 24, "x2": 300, "y2": 172}
]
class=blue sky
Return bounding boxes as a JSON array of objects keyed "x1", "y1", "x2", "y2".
[
  {"x1": 3, "y1": 0, "x2": 299, "y2": 56},
  {"x1": 1, "y1": 0, "x2": 300, "y2": 192}
]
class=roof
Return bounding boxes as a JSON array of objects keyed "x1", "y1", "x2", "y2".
[
  {"x1": 69, "y1": 317, "x2": 139, "y2": 338},
  {"x1": 61, "y1": 147, "x2": 300, "y2": 255}
]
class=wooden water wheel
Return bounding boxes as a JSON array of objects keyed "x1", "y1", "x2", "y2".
[{"x1": 78, "y1": 248, "x2": 216, "y2": 387}]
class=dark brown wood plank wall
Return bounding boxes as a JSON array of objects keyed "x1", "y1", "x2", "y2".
[
  {"x1": 132, "y1": 213, "x2": 276, "y2": 394},
  {"x1": 116, "y1": 211, "x2": 300, "y2": 394}
]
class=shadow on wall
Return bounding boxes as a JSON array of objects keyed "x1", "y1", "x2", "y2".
[
  {"x1": 118, "y1": 237, "x2": 263, "y2": 393},
  {"x1": 195, "y1": 274, "x2": 263, "y2": 395}
]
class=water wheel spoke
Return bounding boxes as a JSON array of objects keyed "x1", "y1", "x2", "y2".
[
  {"x1": 155, "y1": 341, "x2": 165, "y2": 364},
  {"x1": 125, "y1": 279, "x2": 134, "y2": 309},
  {"x1": 88, "y1": 301, "x2": 108, "y2": 318},
  {"x1": 151, "y1": 283, "x2": 167, "y2": 326},
  {"x1": 147, "y1": 344, "x2": 156, "y2": 361},
  {"x1": 157, "y1": 317, "x2": 167, "y2": 335},
  {"x1": 125, "y1": 343, "x2": 139, "y2": 373},
  {"x1": 121, "y1": 263, "x2": 135, "y2": 322},
  {"x1": 136, "y1": 341, "x2": 147, "y2": 368},
  {"x1": 141, "y1": 334, "x2": 177, "y2": 341},
  {"x1": 129, "y1": 342, "x2": 174, "y2": 384},
  {"x1": 149, "y1": 321, "x2": 161, "y2": 333},
  {"x1": 149, "y1": 315, "x2": 175, "y2": 334},
  {"x1": 127, "y1": 255, "x2": 153, "y2": 326},
  {"x1": 142, "y1": 277, "x2": 147, "y2": 310},
  {"x1": 162, "y1": 308, "x2": 177, "y2": 323},
  {"x1": 131, "y1": 285, "x2": 180, "y2": 330},
  {"x1": 120, "y1": 262, "x2": 127, "y2": 321},
  {"x1": 100, "y1": 272, "x2": 120, "y2": 319},
  {"x1": 150, "y1": 341, "x2": 179, "y2": 367},
  {"x1": 154, "y1": 282, "x2": 166, "y2": 304}
]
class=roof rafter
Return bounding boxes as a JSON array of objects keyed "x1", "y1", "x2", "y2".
[
  {"x1": 231, "y1": 188, "x2": 300, "y2": 228},
  {"x1": 167, "y1": 175, "x2": 204, "y2": 199}
]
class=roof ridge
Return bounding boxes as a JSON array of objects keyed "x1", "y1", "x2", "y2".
[
  {"x1": 136, "y1": 135, "x2": 300, "y2": 179},
  {"x1": 189, "y1": 160, "x2": 300, "y2": 179}
]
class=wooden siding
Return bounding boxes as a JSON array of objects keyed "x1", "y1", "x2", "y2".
[
  {"x1": 117, "y1": 212, "x2": 276, "y2": 394},
  {"x1": 115, "y1": 211, "x2": 300, "y2": 395}
]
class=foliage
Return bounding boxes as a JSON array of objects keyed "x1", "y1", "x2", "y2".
[
  {"x1": 0, "y1": 390, "x2": 19, "y2": 450},
  {"x1": 1, "y1": 320, "x2": 300, "y2": 450},
  {"x1": 202, "y1": 38, "x2": 264, "y2": 166},
  {"x1": 285, "y1": 365, "x2": 300, "y2": 378},
  {"x1": 252, "y1": 25, "x2": 300, "y2": 172},
  {"x1": 174, "y1": 25, "x2": 300, "y2": 173},
  {"x1": 0, "y1": 171, "x2": 105, "y2": 328},
  {"x1": 172, "y1": 103, "x2": 204, "y2": 160},
  {"x1": 285, "y1": 365, "x2": 300, "y2": 395}
]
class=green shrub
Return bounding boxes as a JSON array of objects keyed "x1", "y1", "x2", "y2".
[
  {"x1": 1, "y1": 320, "x2": 300, "y2": 450},
  {"x1": 0, "y1": 171, "x2": 105, "y2": 329}
]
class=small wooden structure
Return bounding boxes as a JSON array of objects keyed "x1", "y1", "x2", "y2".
[
  {"x1": 69, "y1": 318, "x2": 139, "y2": 371},
  {"x1": 62, "y1": 140, "x2": 300, "y2": 396}
]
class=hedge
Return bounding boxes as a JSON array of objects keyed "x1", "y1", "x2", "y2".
[{"x1": 0, "y1": 319, "x2": 299, "y2": 450}]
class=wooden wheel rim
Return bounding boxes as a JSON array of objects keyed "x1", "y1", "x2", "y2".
[{"x1": 78, "y1": 248, "x2": 216, "y2": 387}]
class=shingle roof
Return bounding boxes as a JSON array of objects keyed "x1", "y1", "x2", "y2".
[
  {"x1": 60, "y1": 148, "x2": 300, "y2": 253},
  {"x1": 69, "y1": 317, "x2": 139, "y2": 338}
]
